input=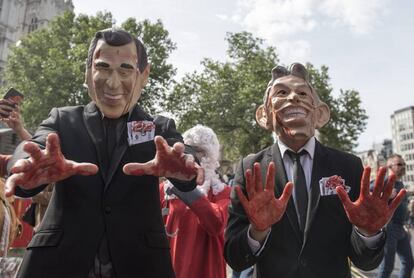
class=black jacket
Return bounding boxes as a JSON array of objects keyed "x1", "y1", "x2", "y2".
[
  {"x1": 224, "y1": 140, "x2": 385, "y2": 278},
  {"x1": 10, "y1": 103, "x2": 192, "y2": 278}
]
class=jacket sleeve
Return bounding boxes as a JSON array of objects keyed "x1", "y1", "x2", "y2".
[
  {"x1": 7, "y1": 108, "x2": 60, "y2": 198},
  {"x1": 224, "y1": 157, "x2": 261, "y2": 272}
]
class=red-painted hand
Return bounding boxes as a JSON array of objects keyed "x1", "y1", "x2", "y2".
[
  {"x1": 5, "y1": 133, "x2": 98, "y2": 197},
  {"x1": 236, "y1": 162, "x2": 293, "y2": 232},
  {"x1": 336, "y1": 166, "x2": 406, "y2": 236},
  {"x1": 123, "y1": 136, "x2": 204, "y2": 184}
]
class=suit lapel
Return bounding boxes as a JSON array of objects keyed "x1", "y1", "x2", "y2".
[
  {"x1": 104, "y1": 105, "x2": 152, "y2": 192},
  {"x1": 303, "y1": 140, "x2": 329, "y2": 244},
  {"x1": 271, "y1": 143, "x2": 302, "y2": 243},
  {"x1": 83, "y1": 102, "x2": 106, "y2": 183}
]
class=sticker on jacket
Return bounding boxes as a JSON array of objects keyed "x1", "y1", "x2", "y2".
[
  {"x1": 127, "y1": 120, "x2": 155, "y2": 145},
  {"x1": 319, "y1": 175, "x2": 350, "y2": 196}
]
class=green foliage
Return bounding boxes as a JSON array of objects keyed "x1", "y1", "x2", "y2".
[
  {"x1": 166, "y1": 32, "x2": 368, "y2": 161},
  {"x1": 166, "y1": 32, "x2": 278, "y2": 161},
  {"x1": 3, "y1": 11, "x2": 176, "y2": 130}
]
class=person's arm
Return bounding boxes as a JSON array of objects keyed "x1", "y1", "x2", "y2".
[
  {"x1": 5, "y1": 108, "x2": 98, "y2": 198},
  {"x1": 123, "y1": 116, "x2": 203, "y2": 190},
  {"x1": 224, "y1": 159, "x2": 292, "y2": 271},
  {"x1": 168, "y1": 185, "x2": 231, "y2": 236},
  {"x1": 8, "y1": 108, "x2": 31, "y2": 140},
  {"x1": 224, "y1": 158, "x2": 260, "y2": 271},
  {"x1": 0, "y1": 101, "x2": 31, "y2": 141},
  {"x1": 156, "y1": 116, "x2": 199, "y2": 192},
  {"x1": 337, "y1": 159, "x2": 393, "y2": 270}
]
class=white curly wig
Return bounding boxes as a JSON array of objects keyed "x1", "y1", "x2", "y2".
[{"x1": 182, "y1": 125, "x2": 225, "y2": 195}]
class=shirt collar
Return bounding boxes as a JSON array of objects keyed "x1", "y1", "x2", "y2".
[
  {"x1": 277, "y1": 137, "x2": 315, "y2": 160},
  {"x1": 98, "y1": 103, "x2": 136, "y2": 121}
]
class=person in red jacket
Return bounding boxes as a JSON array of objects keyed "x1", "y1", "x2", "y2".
[{"x1": 160, "y1": 125, "x2": 231, "y2": 278}]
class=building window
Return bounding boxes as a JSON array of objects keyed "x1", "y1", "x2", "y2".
[
  {"x1": 28, "y1": 17, "x2": 39, "y2": 33},
  {"x1": 0, "y1": 0, "x2": 3, "y2": 15}
]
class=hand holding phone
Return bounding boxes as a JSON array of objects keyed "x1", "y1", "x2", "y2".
[
  {"x1": 0, "y1": 88, "x2": 24, "y2": 119},
  {"x1": 4, "y1": 88, "x2": 24, "y2": 105}
]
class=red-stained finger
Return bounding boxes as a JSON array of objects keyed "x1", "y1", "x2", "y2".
[
  {"x1": 336, "y1": 186, "x2": 353, "y2": 211},
  {"x1": 235, "y1": 186, "x2": 249, "y2": 210},
  {"x1": 172, "y1": 141, "x2": 185, "y2": 156},
  {"x1": 265, "y1": 162, "x2": 275, "y2": 191},
  {"x1": 0, "y1": 103, "x2": 14, "y2": 111},
  {"x1": 245, "y1": 168, "x2": 255, "y2": 200},
  {"x1": 23, "y1": 142, "x2": 44, "y2": 161},
  {"x1": 381, "y1": 173, "x2": 396, "y2": 200},
  {"x1": 0, "y1": 99, "x2": 15, "y2": 105},
  {"x1": 279, "y1": 182, "x2": 293, "y2": 204},
  {"x1": 154, "y1": 136, "x2": 169, "y2": 156},
  {"x1": 123, "y1": 161, "x2": 155, "y2": 176},
  {"x1": 388, "y1": 189, "x2": 406, "y2": 213},
  {"x1": 4, "y1": 174, "x2": 20, "y2": 197},
  {"x1": 73, "y1": 162, "x2": 99, "y2": 176},
  {"x1": 360, "y1": 167, "x2": 371, "y2": 198},
  {"x1": 11, "y1": 159, "x2": 33, "y2": 173},
  {"x1": 184, "y1": 154, "x2": 195, "y2": 169},
  {"x1": 46, "y1": 133, "x2": 61, "y2": 156},
  {"x1": 254, "y1": 163, "x2": 263, "y2": 193},
  {"x1": 195, "y1": 165, "x2": 204, "y2": 185},
  {"x1": 372, "y1": 167, "x2": 387, "y2": 197}
]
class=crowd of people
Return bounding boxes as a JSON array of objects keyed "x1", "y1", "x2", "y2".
[{"x1": 0, "y1": 28, "x2": 413, "y2": 278}]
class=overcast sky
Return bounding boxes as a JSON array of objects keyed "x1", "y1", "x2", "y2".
[{"x1": 73, "y1": 0, "x2": 414, "y2": 151}]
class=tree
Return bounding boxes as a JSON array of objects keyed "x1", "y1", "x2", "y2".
[
  {"x1": 307, "y1": 64, "x2": 368, "y2": 152},
  {"x1": 166, "y1": 32, "x2": 367, "y2": 161},
  {"x1": 3, "y1": 11, "x2": 176, "y2": 130},
  {"x1": 166, "y1": 32, "x2": 278, "y2": 161}
]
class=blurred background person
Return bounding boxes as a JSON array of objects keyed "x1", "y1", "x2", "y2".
[
  {"x1": 160, "y1": 125, "x2": 230, "y2": 278},
  {"x1": 378, "y1": 154, "x2": 413, "y2": 278}
]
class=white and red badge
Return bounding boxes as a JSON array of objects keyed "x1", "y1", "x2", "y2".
[
  {"x1": 127, "y1": 120, "x2": 155, "y2": 145},
  {"x1": 319, "y1": 175, "x2": 350, "y2": 196}
]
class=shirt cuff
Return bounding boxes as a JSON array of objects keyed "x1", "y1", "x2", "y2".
[
  {"x1": 354, "y1": 226, "x2": 384, "y2": 249},
  {"x1": 247, "y1": 225, "x2": 271, "y2": 256}
]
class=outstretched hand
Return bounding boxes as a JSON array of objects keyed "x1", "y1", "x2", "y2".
[
  {"x1": 236, "y1": 162, "x2": 293, "y2": 233},
  {"x1": 5, "y1": 133, "x2": 98, "y2": 197},
  {"x1": 123, "y1": 136, "x2": 204, "y2": 184},
  {"x1": 336, "y1": 166, "x2": 406, "y2": 236}
]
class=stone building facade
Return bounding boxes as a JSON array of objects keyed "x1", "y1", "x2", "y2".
[{"x1": 0, "y1": 0, "x2": 73, "y2": 78}]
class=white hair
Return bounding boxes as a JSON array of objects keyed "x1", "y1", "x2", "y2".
[{"x1": 183, "y1": 125, "x2": 225, "y2": 195}]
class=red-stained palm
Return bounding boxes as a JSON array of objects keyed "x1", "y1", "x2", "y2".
[
  {"x1": 336, "y1": 166, "x2": 406, "y2": 236},
  {"x1": 5, "y1": 133, "x2": 98, "y2": 197},
  {"x1": 123, "y1": 136, "x2": 204, "y2": 184},
  {"x1": 236, "y1": 162, "x2": 293, "y2": 232}
]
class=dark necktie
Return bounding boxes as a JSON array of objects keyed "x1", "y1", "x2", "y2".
[
  {"x1": 104, "y1": 118, "x2": 117, "y2": 161},
  {"x1": 97, "y1": 118, "x2": 119, "y2": 265},
  {"x1": 286, "y1": 150, "x2": 308, "y2": 232}
]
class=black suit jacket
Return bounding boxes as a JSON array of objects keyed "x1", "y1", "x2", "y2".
[
  {"x1": 10, "y1": 103, "x2": 191, "y2": 278},
  {"x1": 224, "y1": 140, "x2": 385, "y2": 278}
]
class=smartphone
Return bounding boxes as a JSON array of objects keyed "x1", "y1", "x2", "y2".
[{"x1": 4, "y1": 87, "x2": 24, "y2": 105}]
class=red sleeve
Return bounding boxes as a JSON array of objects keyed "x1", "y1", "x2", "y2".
[{"x1": 188, "y1": 186, "x2": 231, "y2": 236}]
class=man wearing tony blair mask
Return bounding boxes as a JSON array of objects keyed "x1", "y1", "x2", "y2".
[
  {"x1": 225, "y1": 63, "x2": 406, "y2": 278},
  {"x1": 5, "y1": 29, "x2": 203, "y2": 278}
]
